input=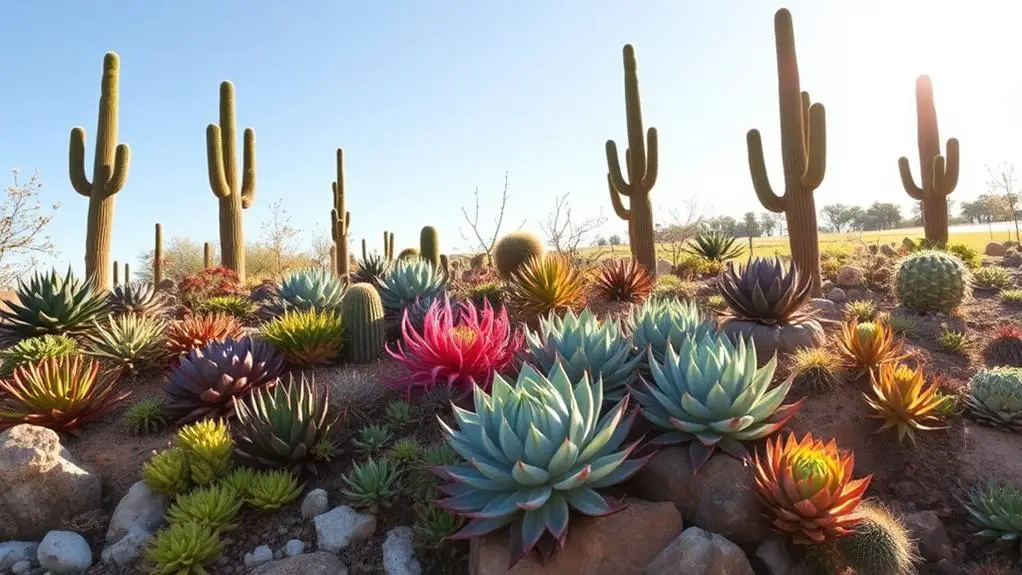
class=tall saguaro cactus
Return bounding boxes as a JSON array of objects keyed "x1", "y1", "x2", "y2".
[
  {"x1": 206, "y1": 81, "x2": 256, "y2": 283},
  {"x1": 383, "y1": 231, "x2": 395, "y2": 261},
  {"x1": 747, "y1": 8, "x2": 827, "y2": 297},
  {"x1": 70, "y1": 52, "x2": 131, "y2": 292},
  {"x1": 203, "y1": 242, "x2": 212, "y2": 269},
  {"x1": 605, "y1": 44, "x2": 659, "y2": 274},
  {"x1": 154, "y1": 223, "x2": 164, "y2": 286},
  {"x1": 898, "y1": 75, "x2": 959, "y2": 246},
  {"x1": 331, "y1": 148, "x2": 351, "y2": 282}
]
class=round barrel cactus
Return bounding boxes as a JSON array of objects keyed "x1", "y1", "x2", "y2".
[
  {"x1": 893, "y1": 250, "x2": 968, "y2": 313},
  {"x1": 493, "y1": 231, "x2": 544, "y2": 279}
]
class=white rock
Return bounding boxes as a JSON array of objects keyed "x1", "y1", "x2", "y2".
[
  {"x1": 383, "y1": 526, "x2": 421, "y2": 575},
  {"x1": 105, "y1": 481, "x2": 169, "y2": 544},
  {"x1": 0, "y1": 541, "x2": 38, "y2": 571},
  {"x1": 301, "y1": 488, "x2": 330, "y2": 519},
  {"x1": 10, "y1": 559, "x2": 32, "y2": 574},
  {"x1": 314, "y1": 506, "x2": 376, "y2": 553},
  {"x1": 284, "y1": 539, "x2": 306, "y2": 557},
  {"x1": 808, "y1": 298, "x2": 837, "y2": 315},
  {"x1": 100, "y1": 525, "x2": 152, "y2": 568},
  {"x1": 244, "y1": 545, "x2": 274, "y2": 568},
  {"x1": 37, "y1": 530, "x2": 93, "y2": 573}
]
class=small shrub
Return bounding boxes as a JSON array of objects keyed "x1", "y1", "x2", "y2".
[
  {"x1": 947, "y1": 242, "x2": 980, "y2": 269},
  {"x1": 165, "y1": 313, "x2": 244, "y2": 358},
  {"x1": 245, "y1": 470, "x2": 303, "y2": 510},
  {"x1": 196, "y1": 295, "x2": 256, "y2": 319},
  {"x1": 384, "y1": 400, "x2": 413, "y2": 426},
  {"x1": 259, "y1": 309, "x2": 343, "y2": 366},
  {"x1": 353, "y1": 424, "x2": 393, "y2": 454},
  {"x1": 972, "y1": 266, "x2": 1013, "y2": 291},
  {"x1": 123, "y1": 398, "x2": 169, "y2": 436},
  {"x1": 937, "y1": 329, "x2": 969, "y2": 354},
  {"x1": 1001, "y1": 289, "x2": 1022, "y2": 305},
  {"x1": 178, "y1": 266, "x2": 247, "y2": 309},
  {"x1": 340, "y1": 457, "x2": 402, "y2": 511},
  {"x1": 985, "y1": 324, "x2": 1022, "y2": 367},
  {"x1": 790, "y1": 347, "x2": 842, "y2": 393},
  {"x1": 176, "y1": 419, "x2": 234, "y2": 486},
  {"x1": 882, "y1": 312, "x2": 918, "y2": 337},
  {"x1": 142, "y1": 447, "x2": 191, "y2": 496},
  {"x1": 465, "y1": 280, "x2": 506, "y2": 310},
  {"x1": 165, "y1": 484, "x2": 242, "y2": 532},
  {"x1": 145, "y1": 521, "x2": 221, "y2": 575},
  {"x1": 651, "y1": 274, "x2": 699, "y2": 300},
  {"x1": 821, "y1": 258, "x2": 842, "y2": 281},
  {"x1": 705, "y1": 294, "x2": 726, "y2": 311},
  {"x1": 843, "y1": 300, "x2": 877, "y2": 323},
  {"x1": 0, "y1": 334, "x2": 78, "y2": 377}
]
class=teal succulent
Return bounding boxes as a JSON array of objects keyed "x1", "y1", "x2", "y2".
[
  {"x1": 964, "y1": 481, "x2": 1022, "y2": 554},
  {"x1": 0, "y1": 267, "x2": 109, "y2": 341},
  {"x1": 353, "y1": 424, "x2": 393, "y2": 454},
  {"x1": 626, "y1": 297, "x2": 716, "y2": 363},
  {"x1": 965, "y1": 367, "x2": 1022, "y2": 432},
  {"x1": 894, "y1": 250, "x2": 969, "y2": 313},
  {"x1": 340, "y1": 457, "x2": 402, "y2": 511},
  {"x1": 271, "y1": 267, "x2": 346, "y2": 315},
  {"x1": 376, "y1": 258, "x2": 447, "y2": 314},
  {"x1": 521, "y1": 309, "x2": 640, "y2": 404},
  {"x1": 353, "y1": 253, "x2": 391, "y2": 286},
  {"x1": 632, "y1": 331, "x2": 802, "y2": 470},
  {"x1": 434, "y1": 363, "x2": 649, "y2": 567}
]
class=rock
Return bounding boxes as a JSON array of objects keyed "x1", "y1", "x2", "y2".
[
  {"x1": 986, "y1": 242, "x2": 1006, "y2": 257},
  {"x1": 301, "y1": 488, "x2": 330, "y2": 519},
  {"x1": 960, "y1": 422, "x2": 1022, "y2": 485},
  {"x1": 284, "y1": 539, "x2": 305, "y2": 557},
  {"x1": 1004, "y1": 248, "x2": 1022, "y2": 268},
  {"x1": 105, "y1": 480, "x2": 169, "y2": 544},
  {"x1": 313, "y1": 506, "x2": 376, "y2": 554},
  {"x1": 0, "y1": 425, "x2": 102, "y2": 541},
  {"x1": 821, "y1": 279, "x2": 834, "y2": 293},
  {"x1": 826, "y1": 287, "x2": 846, "y2": 303},
  {"x1": 836, "y1": 265, "x2": 863, "y2": 287},
  {"x1": 250, "y1": 280, "x2": 277, "y2": 303},
  {"x1": 880, "y1": 244, "x2": 898, "y2": 257},
  {"x1": 100, "y1": 525, "x2": 152, "y2": 568},
  {"x1": 469, "y1": 498, "x2": 681, "y2": 575},
  {"x1": 754, "y1": 539, "x2": 794, "y2": 575},
  {"x1": 903, "y1": 510, "x2": 952, "y2": 562},
  {"x1": 656, "y1": 259, "x2": 673, "y2": 275},
  {"x1": 250, "y1": 552, "x2": 348, "y2": 575},
  {"x1": 808, "y1": 298, "x2": 836, "y2": 315},
  {"x1": 846, "y1": 288, "x2": 867, "y2": 302},
  {"x1": 632, "y1": 450, "x2": 770, "y2": 546},
  {"x1": 644, "y1": 526, "x2": 754, "y2": 574},
  {"x1": 383, "y1": 526, "x2": 421, "y2": 575},
  {"x1": 244, "y1": 545, "x2": 274, "y2": 569},
  {"x1": 36, "y1": 531, "x2": 92, "y2": 573},
  {"x1": 0, "y1": 541, "x2": 38, "y2": 571},
  {"x1": 902, "y1": 237, "x2": 915, "y2": 250},
  {"x1": 10, "y1": 559, "x2": 32, "y2": 574},
  {"x1": 719, "y1": 319, "x2": 825, "y2": 365}
]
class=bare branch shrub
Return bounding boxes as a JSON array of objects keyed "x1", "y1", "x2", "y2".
[
  {"x1": 0, "y1": 170, "x2": 60, "y2": 288},
  {"x1": 540, "y1": 193, "x2": 607, "y2": 267},
  {"x1": 459, "y1": 171, "x2": 525, "y2": 264}
]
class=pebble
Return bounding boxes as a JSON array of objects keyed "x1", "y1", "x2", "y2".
[
  {"x1": 314, "y1": 506, "x2": 377, "y2": 554},
  {"x1": 284, "y1": 539, "x2": 306, "y2": 557},
  {"x1": 301, "y1": 489, "x2": 330, "y2": 519},
  {"x1": 243, "y1": 545, "x2": 274, "y2": 569},
  {"x1": 11, "y1": 560, "x2": 32, "y2": 574},
  {"x1": 37, "y1": 531, "x2": 93, "y2": 573},
  {"x1": 382, "y1": 526, "x2": 421, "y2": 575}
]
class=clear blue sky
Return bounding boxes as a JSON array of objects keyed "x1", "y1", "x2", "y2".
[{"x1": 3, "y1": 1, "x2": 1021, "y2": 278}]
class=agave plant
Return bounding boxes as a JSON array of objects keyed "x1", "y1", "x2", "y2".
[
  {"x1": 0, "y1": 356, "x2": 126, "y2": 433},
  {"x1": 388, "y1": 297, "x2": 522, "y2": 396},
  {"x1": 0, "y1": 334, "x2": 78, "y2": 377},
  {"x1": 521, "y1": 309, "x2": 640, "y2": 404},
  {"x1": 108, "y1": 281, "x2": 172, "y2": 317},
  {"x1": 164, "y1": 336, "x2": 286, "y2": 425},
  {"x1": 82, "y1": 313, "x2": 170, "y2": 374},
  {"x1": 864, "y1": 363, "x2": 947, "y2": 444},
  {"x1": 259, "y1": 309, "x2": 344, "y2": 366},
  {"x1": 267, "y1": 267, "x2": 346, "y2": 316},
  {"x1": 402, "y1": 293, "x2": 462, "y2": 336},
  {"x1": 964, "y1": 481, "x2": 1022, "y2": 553},
  {"x1": 433, "y1": 364, "x2": 649, "y2": 566},
  {"x1": 507, "y1": 254, "x2": 587, "y2": 317},
  {"x1": 234, "y1": 374, "x2": 337, "y2": 475},
  {"x1": 145, "y1": 521, "x2": 222, "y2": 574},
  {"x1": 165, "y1": 313, "x2": 244, "y2": 358},
  {"x1": 340, "y1": 457, "x2": 402, "y2": 512},
  {"x1": 836, "y1": 319, "x2": 906, "y2": 375},
  {"x1": 632, "y1": 331, "x2": 801, "y2": 469},
  {"x1": 353, "y1": 252, "x2": 391, "y2": 285},
  {"x1": 718, "y1": 257, "x2": 814, "y2": 324},
  {"x1": 753, "y1": 433, "x2": 871, "y2": 544},
  {"x1": 245, "y1": 469, "x2": 304, "y2": 510},
  {"x1": 0, "y1": 267, "x2": 109, "y2": 340},
  {"x1": 626, "y1": 297, "x2": 717, "y2": 364},
  {"x1": 593, "y1": 259, "x2": 655, "y2": 303},
  {"x1": 684, "y1": 229, "x2": 745, "y2": 262},
  {"x1": 377, "y1": 258, "x2": 447, "y2": 314},
  {"x1": 965, "y1": 367, "x2": 1022, "y2": 432}
]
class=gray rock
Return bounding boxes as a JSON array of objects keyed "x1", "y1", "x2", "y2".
[
  {"x1": 836, "y1": 265, "x2": 864, "y2": 287},
  {"x1": 383, "y1": 526, "x2": 421, "y2": 575},
  {"x1": 313, "y1": 506, "x2": 376, "y2": 554},
  {"x1": 719, "y1": 319, "x2": 825, "y2": 365},
  {"x1": 244, "y1": 545, "x2": 274, "y2": 569},
  {"x1": 250, "y1": 552, "x2": 348, "y2": 575},
  {"x1": 754, "y1": 539, "x2": 793, "y2": 575},
  {"x1": 0, "y1": 541, "x2": 38, "y2": 571},
  {"x1": 826, "y1": 287, "x2": 847, "y2": 303},
  {"x1": 301, "y1": 488, "x2": 330, "y2": 519},
  {"x1": 656, "y1": 259, "x2": 673, "y2": 276},
  {"x1": 284, "y1": 539, "x2": 305, "y2": 557},
  {"x1": 809, "y1": 298, "x2": 836, "y2": 315},
  {"x1": 1005, "y1": 248, "x2": 1022, "y2": 267},
  {"x1": 36, "y1": 531, "x2": 92, "y2": 573},
  {"x1": 903, "y1": 510, "x2": 952, "y2": 562},
  {"x1": 105, "y1": 481, "x2": 169, "y2": 544},
  {"x1": 10, "y1": 559, "x2": 32, "y2": 574},
  {"x1": 100, "y1": 525, "x2": 152, "y2": 568},
  {"x1": 644, "y1": 526, "x2": 754, "y2": 574},
  {"x1": 0, "y1": 425, "x2": 102, "y2": 540}
]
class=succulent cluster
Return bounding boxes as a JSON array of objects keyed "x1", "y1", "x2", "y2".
[
  {"x1": 894, "y1": 250, "x2": 969, "y2": 313},
  {"x1": 0, "y1": 334, "x2": 78, "y2": 377},
  {"x1": 865, "y1": 363, "x2": 946, "y2": 444},
  {"x1": 965, "y1": 367, "x2": 1022, "y2": 432},
  {"x1": 377, "y1": 258, "x2": 447, "y2": 315},
  {"x1": 259, "y1": 309, "x2": 343, "y2": 366},
  {"x1": 593, "y1": 258, "x2": 655, "y2": 303},
  {"x1": 165, "y1": 313, "x2": 244, "y2": 358},
  {"x1": 268, "y1": 267, "x2": 346, "y2": 315},
  {"x1": 626, "y1": 298, "x2": 716, "y2": 364},
  {"x1": 108, "y1": 281, "x2": 172, "y2": 316},
  {"x1": 83, "y1": 313, "x2": 170, "y2": 374},
  {"x1": 507, "y1": 254, "x2": 587, "y2": 317},
  {"x1": 0, "y1": 268, "x2": 109, "y2": 340},
  {"x1": 718, "y1": 257, "x2": 813, "y2": 324}
]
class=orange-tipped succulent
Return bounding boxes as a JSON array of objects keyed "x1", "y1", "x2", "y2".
[
  {"x1": 836, "y1": 318, "x2": 906, "y2": 375},
  {"x1": 864, "y1": 362, "x2": 947, "y2": 444},
  {"x1": 753, "y1": 433, "x2": 872, "y2": 544}
]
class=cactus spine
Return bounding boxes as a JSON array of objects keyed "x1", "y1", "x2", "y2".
[
  {"x1": 747, "y1": 9, "x2": 827, "y2": 297},
  {"x1": 70, "y1": 52, "x2": 131, "y2": 292},
  {"x1": 342, "y1": 283, "x2": 385, "y2": 363},
  {"x1": 112, "y1": 260, "x2": 120, "y2": 286},
  {"x1": 605, "y1": 44, "x2": 658, "y2": 275},
  {"x1": 154, "y1": 223, "x2": 164, "y2": 286},
  {"x1": 331, "y1": 148, "x2": 351, "y2": 282},
  {"x1": 898, "y1": 75, "x2": 958, "y2": 246},
  {"x1": 383, "y1": 231, "x2": 395, "y2": 261},
  {"x1": 206, "y1": 81, "x2": 256, "y2": 283},
  {"x1": 203, "y1": 242, "x2": 212, "y2": 269},
  {"x1": 420, "y1": 226, "x2": 440, "y2": 268}
]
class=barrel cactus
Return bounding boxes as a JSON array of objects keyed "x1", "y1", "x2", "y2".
[
  {"x1": 893, "y1": 250, "x2": 969, "y2": 313},
  {"x1": 493, "y1": 231, "x2": 544, "y2": 279},
  {"x1": 341, "y1": 283, "x2": 385, "y2": 364}
]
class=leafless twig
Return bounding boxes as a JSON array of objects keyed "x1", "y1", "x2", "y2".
[
  {"x1": 0, "y1": 170, "x2": 60, "y2": 287},
  {"x1": 459, "y1": 171, "x2": 524, "y2": 263},
  {"x1": 540, "y1": 193, "x2": 607, "y2": 266}
]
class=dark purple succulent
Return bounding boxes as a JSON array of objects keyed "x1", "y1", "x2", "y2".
[{"x1": 717, "y1": 257, "x2": 814, "y2": 325}]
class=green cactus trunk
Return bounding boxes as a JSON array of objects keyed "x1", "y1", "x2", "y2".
[
  {"x1": 69, "y1": 52, "x2": 131, "y2": 292},
  {"x1": 154, "y1": 223, "x2": 164, "y2": 286},
  {"x1": 384, "y1": 231, "x2": 395, "y2": 261},
  {"x1": 898, "y1": 76, "x2": 958, "y2": 246},
  {"x1": 203, "y1": 242, "x2": 212, "y2": 269},
  {"x1": 331, "y1": 148, "x2": 351, "y2": 281},
  {"x1": 124, "y1": 262, "x2": 130, "y2": 284},
  {"x1": 206, "y1": 81, "x2": 256, "y2": 283},
  {"x1": 330, "y1": 245, "x2": 336, "y2": 271},
  {"x1": 606, "y1": 44, "x2": 659, "y2": 275},
  {"x1": 112, "y1": 260, "x2": 120, "y2": 286},
  {"x1": 342, "y1": 283, "x2": 386, "y2": 363},
  {"x1": 420, "y1": 226, "x2": 440, "y2": 268},
  {"x1": 361, "y1": 238, "x2": 367, "y2": 261},
  {"x1": 746, "y1": 9, "x2": 827, "y2": 297}
]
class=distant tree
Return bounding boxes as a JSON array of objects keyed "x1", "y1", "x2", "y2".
[
  {"x1": 987, "y1": 162, "x2": 1021, "y2": 242},
  {"x1": 758, "y1": 212, "x2": 778, "y2": 236},
  {"x1": 540, "y1": 193, "x2": 607, "y2": 265},
  {"x1": 0, "y1": 170, "x2": 60, "y2": 288},
  {"x1": 821, "y1": 204, "x2": 855, "y2": 233},
  {"x1": 259, "y1": 198, "x2": 300, "y2": 280},
  {"x1": 309, "y1": 227, "x2": 333, "y2": 268},
  {"x1": 741, "y1": 212, "x2": 761, "y2": 238},
  {"x1": 706, "y1": 215, "x2": 738, "y2": 236},
  {"x1": 861, "y1": 202, "x2": 903, "y2": 230},
  {"x1": 136, "y1": 237, "x2": 205, "y2": 283},
  {"x1": 595, "y1": 236, "x2": 609, "y2": 247},
  {"x1": 608, "y1": 234, "x2": 622, "y2": 246}
]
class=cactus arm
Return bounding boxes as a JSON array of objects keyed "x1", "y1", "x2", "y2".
[
  {"x1": 240, "y1": 128, "x2": 256, "y2": 209},
  {"x1": 898, "y1": 156, "x2": 924, "y2": 200},
  {"x1": 640, "y1": 127, "x2": 659, "y2": 190},
  {"x1": 205, "y1": 125, "x2": 231, "y2": 199},
  {"x1": 104, "y1": 143, "x2": 130, "y2": 195},
  {"x1": 69, "y1": 128, "x2": 92, "y2": 197},
  {"x1": 607, "y1": 173, "x2": 631, "y2": 220},
  {"x1": 746, "y1": 129, "x2": 786, "y2": 213},
  {"x1": 802, "y1": 101, "x2": 826, "y2": 190},
  {"x1": 604, "y1": 140, "x2": 631, "y2": 196},
  {"x1": 939, "y1": 138, "x2": 960, "y2": 194}
]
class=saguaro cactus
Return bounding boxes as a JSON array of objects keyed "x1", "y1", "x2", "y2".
[
  {"x1": 206, "y1": 81, "x2": 256, "y2": 283},
  {"x1": 420, "y1": 226, "x2": 440, "y2": 269},
  {"x1": 112, "y1": 260, "x2": 120, "y2": 286},
  {"x1": 383, "y1": 231, "x2": 395, "y2": 261},
  {"x1": 331, "y1": 148, "x2": 351, "y2": 281},
  {"x1": 203, "y1": 242, "x2": 212, "y2": 269},
  {"x1": 154, "y1": 223, "x2": 164, "y2": 286},
  {"x1": 605, "y1": 44, "x2": 659, "y2": 274},
  {"x1": 70, "y1": 52, "x2": 131, "y2": 292},
  {"x1": 124, "y1": 262, "x2": 130, "y2": 284},
  {"x1": 361, "y1": 239, "x2": 368, "y2": 261},
  {"x1": 747, "y1": 9, "x2": 827, "y2": 297},
  {"x1": 898, "y1": 75, "x2": 958, "y2": 246}
]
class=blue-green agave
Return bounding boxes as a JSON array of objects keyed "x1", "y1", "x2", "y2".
[
  {"x1": 632, "y1": 331, "x2": 802, "y2": 470},
  {"x1": 521, "y1": 309, "x2": 640, "y2": 404},
  {"x1": 626, "y1": 297, "x2": 716, "y2": 363},
  {"x1": 965, "y1": 367, "x2": 1022, "y2": 432},
  {"x1": 434, "y1": 364, "x2": 649, "y2": 566},
  {"x1": 376, "y1": 258, "x2": 447, "y2": 314},
  {"x1": 963, "y1": 481, "x2": 1022, "y2": 554},
  {"x1": 272, "y1": 268, "x2": 346, "y2": 314}
]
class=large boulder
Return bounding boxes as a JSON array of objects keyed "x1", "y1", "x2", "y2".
[
  {"x1": 644, "y1": 527, "x2": 755, "y2": 575},
  {"x1": 836, "y1": 266, "x2": 864, "y2": 288},
  {"x1": 469, "y1": 499, "x2": 682, "y2": 575},
  {"x1": 0, "y1": 425, "x2": 102, "y2": 540},
  {"x1": 985, "y1": 242, "x2": 1006, "y2": 257},
  {"x1": 719, "y1": 319, "x2": 825, "y2": 364}
]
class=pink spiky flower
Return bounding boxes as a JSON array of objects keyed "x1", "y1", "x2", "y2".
[{"x1": 387, "y1": 296, "x2": 523, "y2": 396}]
